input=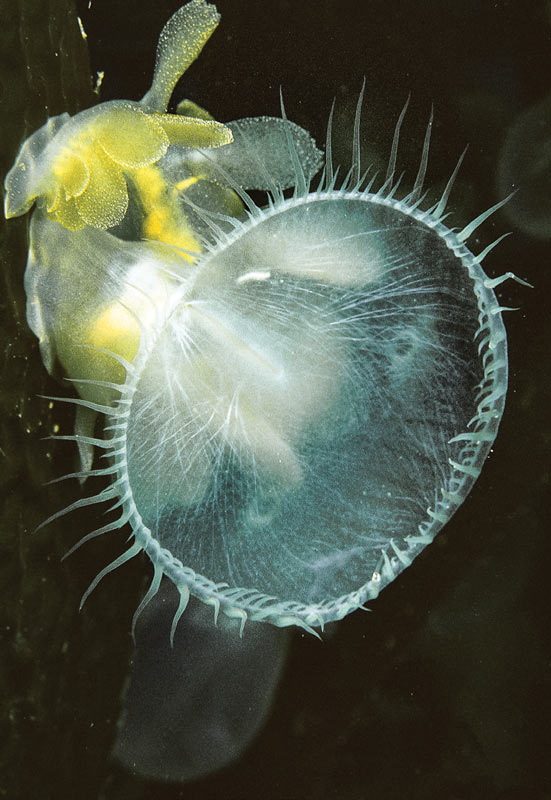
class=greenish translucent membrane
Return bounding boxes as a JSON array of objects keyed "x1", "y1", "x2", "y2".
[{"x1": 121, "y1": 193, "x2": 507, "y2": 626}]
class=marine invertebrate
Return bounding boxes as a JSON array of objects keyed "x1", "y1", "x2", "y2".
[
  {"x1": 38, "y1": 98, "x2": 527, "y2": 637},
  {"x1": 4, "y1": 1, "x2": 527, "y2": 639}
]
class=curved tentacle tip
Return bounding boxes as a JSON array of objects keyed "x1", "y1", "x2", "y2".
[{"x1": 79, "y1": 541, "x2": 142, "y2": 612}]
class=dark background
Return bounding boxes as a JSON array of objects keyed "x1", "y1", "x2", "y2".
[{"x1": 1, "y1": 1, "x2": 549, "y2": 798}]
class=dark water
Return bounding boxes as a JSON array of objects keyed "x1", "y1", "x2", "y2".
[{"x1": 1, "y1": 1, "x2": 549, "y2": 798}]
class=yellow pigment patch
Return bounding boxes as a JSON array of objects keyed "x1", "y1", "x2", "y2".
[
  {"x1": 88, "y1": 304, "x2": 140, "y2": 364},
  {"x1": 175, "y1": 176, "x2": 200, "y2": 192},
  {"x1": 132, "y1": 165, "x2": 200, "y2": 256}
]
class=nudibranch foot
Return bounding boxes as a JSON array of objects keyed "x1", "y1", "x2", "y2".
[
  {"x1": 44, "y1": 92, "x2": 522, "y2": 634},
  {"x1": 111, "y1": 586, "x2": 292, "y2": 783},
  {"x1": 79, "y1": 541, "x2": 143, "y2": 612}
]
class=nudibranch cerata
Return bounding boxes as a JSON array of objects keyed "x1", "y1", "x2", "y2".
[{"x1": 4, "y1": 1, "x2": 528, "y2": 637}]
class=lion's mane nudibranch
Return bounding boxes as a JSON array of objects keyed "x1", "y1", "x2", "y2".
[{"x1": 4, "y1": 1, "x2": 528, "y2": 638}]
